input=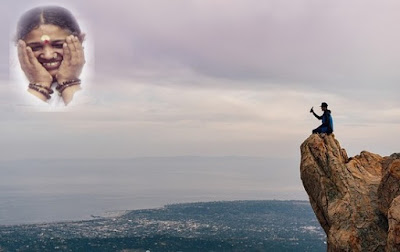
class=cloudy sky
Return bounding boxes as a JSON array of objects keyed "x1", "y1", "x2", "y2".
[{"x1": 0, "y1": 1, "x2": 399, "y2": 173}]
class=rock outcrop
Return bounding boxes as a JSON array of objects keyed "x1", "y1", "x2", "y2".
[{"x1": 300, "y1": 134, "x2": 400, "y2": 251}]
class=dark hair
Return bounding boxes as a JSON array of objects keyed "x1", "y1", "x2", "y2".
[{"x1": 16, "y1": 6, "x2": 81, "y2": 42}]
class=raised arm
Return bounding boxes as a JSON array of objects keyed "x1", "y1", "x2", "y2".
[
  {"x1": 310, "y1": 107, "x2": 322, "y2": 120},
  {"x1": 313, "y1": 111, "x2": 322, "y2": 120}
]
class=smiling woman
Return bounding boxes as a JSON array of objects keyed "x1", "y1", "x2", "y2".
[{"x1": 15, "y1": 6, "x2": 86, "y2": 106}]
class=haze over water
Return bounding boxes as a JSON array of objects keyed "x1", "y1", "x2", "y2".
[{"x1": 0, "y1": 156, "x2": 305, "y2": 225}]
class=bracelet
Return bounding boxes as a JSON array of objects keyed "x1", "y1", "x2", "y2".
[
  {"x1": 57, "y1": 81, "x2": 81, "y2": 96},
  {"x1": 28, "y1": 85, "x2": 51, "y2": 99},
  {"x1": 29, "y1": 83, "x2": 54, "y2": 94},
  {"x1": 56, "y1": 79, "x2": 81, "y2": 91}
]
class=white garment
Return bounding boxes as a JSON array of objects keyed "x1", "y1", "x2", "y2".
[{"x1": 13, "y1": 81, "x2": 96, "y2": 112}]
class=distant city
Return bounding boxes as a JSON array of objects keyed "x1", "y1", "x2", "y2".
[{"x1": 0, "y1": 200, "x2": 326, "y2": 251}]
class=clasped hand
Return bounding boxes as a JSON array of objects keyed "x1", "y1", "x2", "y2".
[{"x1": 17, "y1": 35, "x2": 85, "y2": 87}]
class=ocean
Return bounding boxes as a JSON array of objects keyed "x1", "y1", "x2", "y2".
[{"x1": 0, "y1": 156, "x2": 306, "y2": 225}]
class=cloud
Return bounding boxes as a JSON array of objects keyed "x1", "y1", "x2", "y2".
[
  {"x1": 0, "y1": 0, "x2": 398, "y2": 161},
  {"x1": 2, "y1": 0, "x2": 400, "y2": 93},
  {"x1": 0, "y1": 74, "x2": 397, "y2": 161},
  {"x1": 69, "y1": 0, "x2": 400, "y2": 93}
]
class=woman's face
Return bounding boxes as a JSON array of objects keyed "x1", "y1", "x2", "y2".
[{"x1": 23, "y1": 24, "x2": 71, "y2": 77}]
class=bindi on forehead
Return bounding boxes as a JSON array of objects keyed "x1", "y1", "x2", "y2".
[
  {"x1": 41, "y1": 35, "x2": 50, "y2": 44},
  {"x1": 24, "y1": 24, "x2": 71, "y2": 44}
]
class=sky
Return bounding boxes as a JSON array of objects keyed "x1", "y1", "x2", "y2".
[{"x1": 0, "y1": 1, "x2": 399, "y2": 165}]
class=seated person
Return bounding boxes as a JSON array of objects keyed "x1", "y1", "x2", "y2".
[{"x1": 310, "y1": 102, "x2": 333, "y2": 134}]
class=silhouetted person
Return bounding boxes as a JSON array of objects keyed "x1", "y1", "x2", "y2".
[{"x1": 310, "y1": 102, "x2": 333, "y2": 134}]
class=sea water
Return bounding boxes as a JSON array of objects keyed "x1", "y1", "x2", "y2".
[{"x1": 0, "y1": 157, "x2": 306, "y2": 225}]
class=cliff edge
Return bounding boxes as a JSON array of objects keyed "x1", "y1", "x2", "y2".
[{"x1": 300, "y1": 134, "x2": 400, "y2": 251}]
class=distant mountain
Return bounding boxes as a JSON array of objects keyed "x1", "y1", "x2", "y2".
[{"x1": 0, "y1": 200, "x2": 326, "y2": 251}]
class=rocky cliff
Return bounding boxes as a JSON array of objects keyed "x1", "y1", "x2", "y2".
[{"x1": 300, "y1": 134, "x2": 400, "y2": 251}]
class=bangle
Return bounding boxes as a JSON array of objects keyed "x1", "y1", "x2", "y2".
[
  {"x1": 28, "y1": 85, "x2": 51, "y2": 99},
  {"x1": 61, "y1": 79, "x2": 80, "y2": 85},
  {"x1": 57, "y1": 81, "x2": 81, "y2": 96},
  {"x1": 29, "y1": 83, "x2": 54, "y2": 94},
  {"x1": 56, "y1": 79, "x2": 81, "y2": 91},
  {"x1": 56, "y1": 79, "x2": 81, "y2": 96}
]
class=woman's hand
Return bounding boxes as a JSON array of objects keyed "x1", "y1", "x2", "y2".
[
  {"x1": 17, "y1": 40, "x2": 53, "y2": 88},
  {"x1": 56, "y1": 35, "x2": 85, "y2": 84}
]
